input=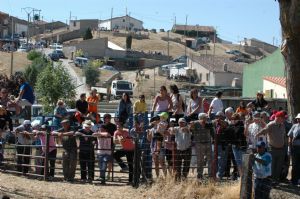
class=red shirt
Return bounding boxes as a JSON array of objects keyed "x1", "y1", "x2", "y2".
[{"x1": 114, "y1": 129, "x2": 135, "y2": 151}]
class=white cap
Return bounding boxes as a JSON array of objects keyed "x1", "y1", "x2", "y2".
[
  {"x1": 23, "y1": 120, "x2": 31, "y2": 125},
  {"x1": 295, "y1": 113, "x2": 300, "y2": 119},
  {"x1": 198, "y1": 113, "x2": 208, "y2": 120},
  {"x1": 225, "y1": 107, "x2": 234, "y2": 114}
]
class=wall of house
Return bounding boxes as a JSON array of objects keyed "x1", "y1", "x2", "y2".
[
  {"x1": 213, "y1": 72, "x2": 242, "y2": 87},
  {"x1": 69, "y1": 20, "x2": 98, "y2": 32},
  {"x1": 247, "y1": 39, "x2": 277, "y2": 54},
  {"x1": 187, "y1": 58, "x2": 210, "y2": 85},
  {"x1": 73, "y1": 38, "x2": 107, "y2": 58},
  {"x1": 263, "y1": 80, "x2": 287, "y2": 99},
  {"x1": 243, "y1": 49, "x2": 285, "y2": 97},
  {"x1": 15, "y1": 23, "x2": 28, "y2": 35},
  {"x1": 99, "y1": 21, "x2": 111, "y2": 30}
]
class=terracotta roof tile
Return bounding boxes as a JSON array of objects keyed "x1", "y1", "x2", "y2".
[{"x1": 263, "y1": 76, "x2": 286, "y2": 87}]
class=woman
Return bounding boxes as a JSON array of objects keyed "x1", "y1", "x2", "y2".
[
  {"x1": 117, "y1": 93, "x2": 132, "y2": 125},
  {"x1": 152, "y1": 86, "x2": 173, "y2": 117},
  {"x1": 0, "y1": 105, "x2": 13, "y2": 132},
  {"x1": 169, "y1": 84, "x2": 184, "y2": 123},
  {"x1": 288, "y1": 113, "x2": 300, "y2": 186},
  {"x1": 53, "y1": 100, "x2": 68, "y2": 129},
  {"x1": 236, "y1": 101, "x2": 248, "y2": 116},
  {"x1": 186, "y1": 88, "x2": 201, "y2": 122}
]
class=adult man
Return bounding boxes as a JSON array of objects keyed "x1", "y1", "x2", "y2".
[
  {"x1": 15, "y1": 120, "x2": 33, "y2": 174},
  {"x1": 253, "y1": 141, "x2": 272, "y2": 199},
  {"x1": 208, "y1": 91, "x2": 223, "y2": 120},
  {"x1": 170, "y1": 118, "x2": 192, "y2": 180},
  {"x1": 75, "y1": 93, "x2": 88, "y2": 124},
  {"x1": 54, "y1": 119, "x2": 77, "y2": 181},
  {"x1": 87, "y1": 89, "x2": 100, "y2": 123},
  {"x1": 257, "y1": 111, "x2": 286, "y2": 181},
  {"x1": 190, "y1": 113, "x2": 214, "y2": 180},
  {"x1": 16, "y1": 77, "x2": 35, "y2": 120},
  {"x1": 75, "y1": 120, "x2": 96, "y2": 182}
]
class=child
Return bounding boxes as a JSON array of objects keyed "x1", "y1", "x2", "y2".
[
  {"x1": 93, "y1": 126, "x2": 112, "y2": 184},
  {"x1": 147, "y1": 112, "x2": 169, "y2": 178}
]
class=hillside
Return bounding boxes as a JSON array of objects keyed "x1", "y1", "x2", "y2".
[{"x1": 0, "y1": 52, "x2": 31, "y2": 75}]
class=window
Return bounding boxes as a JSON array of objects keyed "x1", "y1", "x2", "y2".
[
  {"x1": 206, "y1": 73, "x2": 209, "y2": 81},
  {"x1": 123, "y1": 19, "x2": 125, "y2": 22},
  {"x1": 199, "y1": 73, "x2": 202, "y2": 81},
  {"x1": 73, "y1": 21, "x2": 76, "y2": 27}
]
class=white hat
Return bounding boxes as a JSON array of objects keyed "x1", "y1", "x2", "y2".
[
  {"x1": 23, "y1": 120, "x2": 31, "y2": 126},
  {"x1": 198, "y1": 113, "x2": 208, "y2": 120},
  {"x1": 178, "y1": 118, "x2": 186, "y2": 124},
  {"x1": 31, "y1": 120, "x2": 41, "y2": 128},
  {"x1": 295, "y1": 113, "x2": 300, "y2": 119},
  {"x1": 216, "y1": 111, "x2": 225, "y2": 117},
  {"x1": 83, "y1": 120, "x2": 94, "y2": 128},
  {"x1": 225, "y1": 107, "x2": 234, "y2": 114},
  {"x1": 257, "y1": 90, "x2": 264, "y2": 95}
]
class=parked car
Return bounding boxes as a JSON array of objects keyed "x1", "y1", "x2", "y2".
[
  {"x1": 74, "y1": 57, "x2": 88, "y2": 67},
  {"x1": 49, "y1": 43, "x2": 63, "y2": 49},
  {"x1": 53, "y1": 49, "x2": 65, "y2": 58},
  {"x1": 48, "y1": 53, "x2": 60, "y2": 61},
  {"x1": 225, "y1": 49, "x2": 241, "y2": 56}
]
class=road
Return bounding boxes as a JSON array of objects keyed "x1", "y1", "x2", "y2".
[{"x1": 42, "y1": 48, "x2": 89, "y2": 98}]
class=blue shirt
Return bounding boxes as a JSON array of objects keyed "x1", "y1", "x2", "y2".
[
  {"x1": 253, "y1": 152, "x2": 272, "y2": 179},
  {"x1": 20, "y1": 82, "x2": 35, "y2": 104}
]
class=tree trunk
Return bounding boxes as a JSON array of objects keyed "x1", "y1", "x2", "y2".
[{"x1": 279, "y1": 0, "x2": 300, "y2": 117}]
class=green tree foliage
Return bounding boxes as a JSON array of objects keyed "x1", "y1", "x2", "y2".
[
  {"x1": 24, "y1": 56, "x2": 49, "y2": 87},
  {"x1": 126, "y1": 35, "x2": 133, "y2": 49},
  {"x1": 83, "y1": 28, "x2": 93, "y2": 40},
  {"x1": 35, "y1": 64, "x2": 76, "y2": 113},
  {"x1": 84, "y1": 63, "x2": 100, "y2": 87},
  {"x1": 75, "y1": 49, "x2": 84, "y2": 57},
  {"x1": 27, "y1": 50, "x2": 43, "y2": 61}
]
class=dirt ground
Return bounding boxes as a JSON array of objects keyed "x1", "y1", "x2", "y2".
[{"x1": 0, "y1": 173, "x2": 241, "y2": 199}]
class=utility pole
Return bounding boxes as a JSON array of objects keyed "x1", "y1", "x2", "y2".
[
  {"x1": 184, "y1": 15, "x2": 188, "y2": 56},
  {"x1": 22, "y1": 7, "x2": 41, "y2": 45},
  {"x1": 110, "y1": 8, "x2": 113, "y2": 31},
  {"x1": 167, "y1": 30, "x2": 170, "y2": 63},
  {"x1": 10, "y1": 17, "x2": 14, "y2": 76},
  {"x1": 213, "y1": 26, "x2": 217, "y2": 66}
]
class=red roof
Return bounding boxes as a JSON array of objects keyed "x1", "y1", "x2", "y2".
[{"x1": 263, "y1": 76, "x2": 286, "y2": 87}]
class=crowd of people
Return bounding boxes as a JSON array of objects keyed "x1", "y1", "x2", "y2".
[{"x1": 1, "y1": 79, "x2": 300, "y2": 197}]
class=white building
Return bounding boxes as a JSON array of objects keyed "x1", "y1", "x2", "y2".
[
  {"x1": 263, "y1": 76, "x2": 287, "y2": 99},
  {"x1": 99, "y1": 15, "x2": 143, "y2": 31},
  {"x1": 187, "y1": 55, "x2": 246, "y2": 87}
]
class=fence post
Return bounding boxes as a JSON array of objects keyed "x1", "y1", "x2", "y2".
[
  {"x1": 43, "y1": 131, "x2": 50, "y2": 181},
  {"x1": 240, "y1": 153, "x2": 254, "y2": 199}
]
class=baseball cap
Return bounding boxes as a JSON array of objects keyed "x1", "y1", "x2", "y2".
[
  {"x1": 225, "y1": 107, "x2": 234, "y2": 114},
  {"x1": 61, "y1": 119, "x2": 70, "y2": 124},
  {"x1": 158, "y1": 112, "x2": 169, "y2": 120},
  {"x1": 198, "y1": 113, "x2": 208, "y2": 120},
  {"x1": 275, "y1": 111, "x2": 285, "y2": 118},
  {"x1": 23, "y1": 120, "x2": 31, "y2": 126},
  {"x1": 253, "y1": 111, "x2": 261, "y2": 118},
  {"x1": 256, "y1": 141, "x2": 266, "y2": 148},
  {"x1": 178, "y1": 118, "x2": 186, "y2": 124}
]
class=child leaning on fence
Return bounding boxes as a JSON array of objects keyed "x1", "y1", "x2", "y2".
[{"x1": 93, "y1": 125, "x2": 112, "y2": 184}]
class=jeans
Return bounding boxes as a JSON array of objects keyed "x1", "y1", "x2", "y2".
[
  {"x1": 41, "y1": 149, "x2": 57, "y2": 177},
  {"x1": 16, "y1": 145, "x2": 31, "y2": 174},
  {"x1": 175, "y1": 148, "x2": 191, "y2": 180},
  {"x1": 98, "y1": 154, "x2": 112, "y2": 180},
  {"x1": 232, "y1": 145, "x2": 246, "y2": 168},
  {"x1": 217, "y1": 145, "x2": 228, "y2": 178},
  {"x1": 291, "y1": 145, "x2": 300, "y2": 184},
  {"x1": 254, "y1": 177, "x2": 271, "y2": 199}
]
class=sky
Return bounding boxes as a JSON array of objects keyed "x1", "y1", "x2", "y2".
[{"x1": 1, "y1": 0, "x2": 281, "y2": 45}]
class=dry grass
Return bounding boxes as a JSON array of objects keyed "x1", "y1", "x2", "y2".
[
  {"x1": 0, "y1": 52, "x2": 31, "y2": 75},
  {"x1": 143, "y1": 177, "x2": 240, "y2": 199},
  {"x1": 0, "y1": 173, "x2": 240, "y2": 199}
]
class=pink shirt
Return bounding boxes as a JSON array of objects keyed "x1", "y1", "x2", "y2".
[{"x1": 39, "y1": 134, "x2": 56, "y2": 153}]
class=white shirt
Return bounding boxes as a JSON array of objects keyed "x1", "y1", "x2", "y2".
[
  {"x1": 210, "y1": 97, "x2": 223, "y2": 114},
  {"x1": 247, "y1": 122, "x2": 267, "y2": 149}
]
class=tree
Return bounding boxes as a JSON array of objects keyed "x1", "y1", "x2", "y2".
[
  {"x1": 126, "y1": 35, "x2": 133, "y2": 49},
  {"x1": 83, "y1": 28, "x2": 93, "y2": 40},
  {"x1": 84, "y1": 63, "x2": 100, "y2": 87},
  {"x1": 35, "y1": 64, "x2": 76, "y2": 113},
  {"x1": 278, "y1": 0, "x2": 300, "y2": 117},
  {"x1": 24, "y1": 57, "x2": 49, "y2": 87},
  {"x1": 27, "y1": 50, "x2": 43, "y2": 61}
]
